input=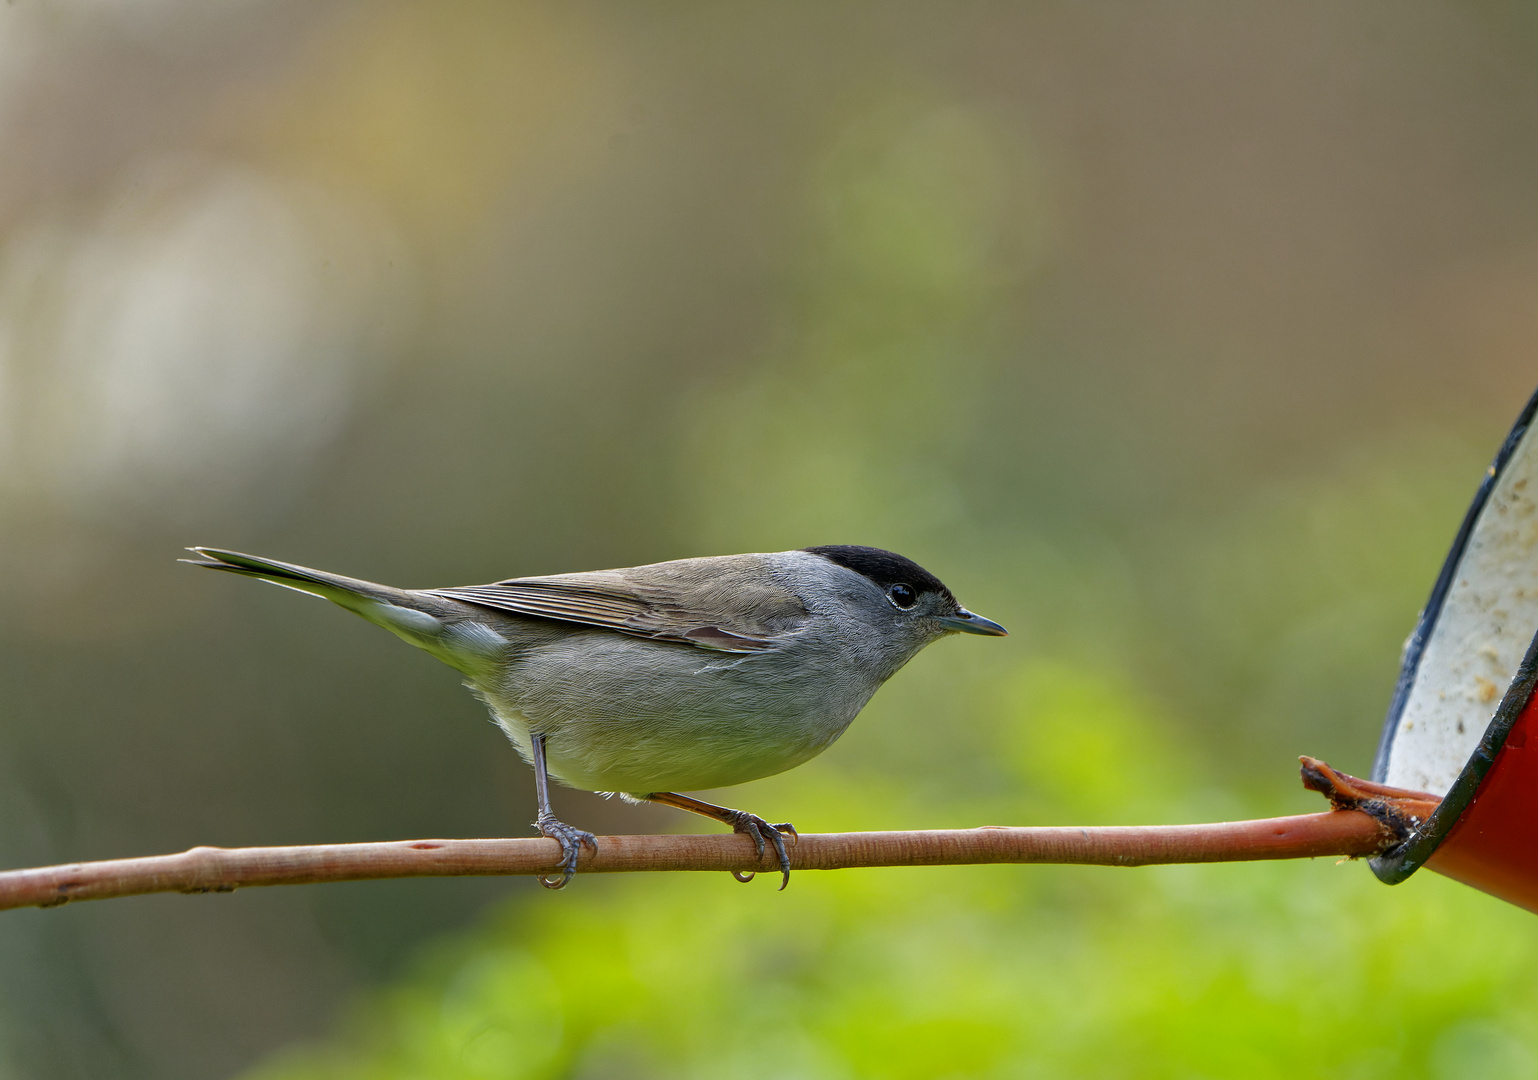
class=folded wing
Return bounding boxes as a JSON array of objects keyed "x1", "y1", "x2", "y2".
[{"x1": 431, "y1": 555, "x2": 807, "y2": 654}]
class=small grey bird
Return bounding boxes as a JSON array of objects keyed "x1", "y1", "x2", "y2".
[{"x1": 186, "y1": 545, "x2": 1006, "y2": 888}]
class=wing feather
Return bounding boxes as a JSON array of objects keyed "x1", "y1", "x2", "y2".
[{"x1": 430, "y1": 556, "x2": 806, "y2": 653}]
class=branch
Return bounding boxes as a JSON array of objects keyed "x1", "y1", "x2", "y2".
[
  {"x1": 0, "y1": 814, "x2": 1391, "y2": 911},
  {"x1": 0, "y1": 759, "x2": 1440, "y2": 912}
]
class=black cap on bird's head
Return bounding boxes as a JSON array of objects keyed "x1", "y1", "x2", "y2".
[{"x1": 803, "y1": 545, "x2": 1007, "y2": 636}]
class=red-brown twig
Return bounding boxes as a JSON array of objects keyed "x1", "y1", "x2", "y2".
[
  {"x1": 1298, "y1": 755, "x2": 1442, "y2": 829},
  {"x1": 0, "y1": 759, "x2": 1441, "y2": 911},
  {"x1": 0, "y1": 813, "x2": 1397, "y2": 912}
]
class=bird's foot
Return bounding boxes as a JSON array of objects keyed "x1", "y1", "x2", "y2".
[
  {"x1": 535, "y1": 812, "x2": 597, "y2": 890},
  {"x1": 721, "y1": 810, "x2": 797, "y2": 890}
]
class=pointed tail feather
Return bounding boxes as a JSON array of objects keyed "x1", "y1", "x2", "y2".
[
  {"x1": 183, "y1": 548, "x2": 517, "y2": 681},
  {"x1": 182, "y1": 548, "x2": 406, "y2": 611}
]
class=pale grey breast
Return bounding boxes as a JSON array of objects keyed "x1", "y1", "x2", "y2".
[{"x1": 458, "y1": 552, "x2": 902, "y2": 794}]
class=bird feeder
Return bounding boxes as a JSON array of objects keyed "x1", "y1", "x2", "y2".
[{"x1": 1370, "y1": 387, "x2": 1538, "y2": 912}]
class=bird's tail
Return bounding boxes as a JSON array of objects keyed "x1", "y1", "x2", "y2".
[
  {"x1": 187, "y1": 542, "x2": 463, "y2": 630},
  {"x1": 183, "y1": 547, "x2": 409, "y2": 607},
  {"x1": 185, "y1": 548, "x2": 506, "y2": 679}
]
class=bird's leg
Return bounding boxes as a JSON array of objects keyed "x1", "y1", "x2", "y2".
[
  {"x1": 646, "y1": 791, "x2": 797, "y2": 889},
  {"x1": 530, "y1": 733, "x2": 596, "y2": 890}
]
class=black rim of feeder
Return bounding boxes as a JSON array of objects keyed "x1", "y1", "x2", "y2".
[{"x1": 1368, "y1": 384, "x2": 1538, "y2": 885}]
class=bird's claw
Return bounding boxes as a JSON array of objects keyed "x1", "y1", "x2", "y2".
[
  {"x1": 722, "y1": 811, "x2": 797, "y2": 890},
  {"x1": 535, "y1": 812, "x2": 597, "y2": 890}
]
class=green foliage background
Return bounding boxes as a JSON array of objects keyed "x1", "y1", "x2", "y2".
[
  {"x1": 3, "y1": 4, "x2": 1538, "y2": 1078},
  {"x1": 248, "y1": 66, "x2": 1533, "y2": 1080},
  {"x1": 248, "y1": 666, "x2": 1538, "y2": 1079}
]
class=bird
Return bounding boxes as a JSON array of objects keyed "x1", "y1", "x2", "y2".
[{"x1": 185, "y1": 544, "x2": 1007, "y2": 889}]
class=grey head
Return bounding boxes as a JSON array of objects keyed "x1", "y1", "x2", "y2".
[{"x1": 800, "y1": 545, "x2": 1007, "y2": 656}]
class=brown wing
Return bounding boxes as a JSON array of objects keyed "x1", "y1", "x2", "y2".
[{"x1": 430, "y1": 554, "x2": 807, "y2": 653}]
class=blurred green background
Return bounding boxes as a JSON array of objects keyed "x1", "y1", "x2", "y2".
[{"x1": 2, "y1": 2, "x2": 1538, "y2": 1077}]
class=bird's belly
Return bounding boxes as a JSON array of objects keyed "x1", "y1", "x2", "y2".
[{"x1": 481, "y1": 632, "x2": 876, "y2": 795}]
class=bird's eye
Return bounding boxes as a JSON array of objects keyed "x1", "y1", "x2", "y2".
[{"x1": 888, "y1": 583, "x2": 918, "y2": 609}]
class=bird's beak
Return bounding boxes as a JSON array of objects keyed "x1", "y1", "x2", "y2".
[{"x1": 936, "y1": 609, "x2": 1008, "y2": 636}]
